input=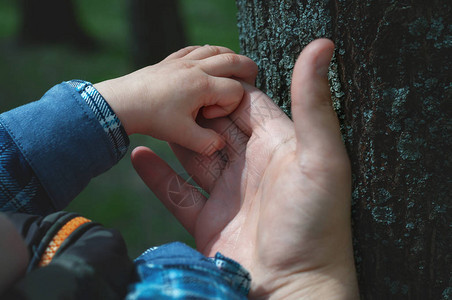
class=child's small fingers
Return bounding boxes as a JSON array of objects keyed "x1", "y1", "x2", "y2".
[
  {"x1": 183, "y1": 45, "x2": 235, "y2": 60},
  {"x1": 175, "y1": 122, "x2": 226, "y2": 156},
  {"x1": 170, "y1": 117, "x2": 247, "y2": 194},
  {"x1": 201, "y1": 54, "x2": 258, "y2": 85},
  {"x1": 202, "y1": 105, "x2": 230, "y2": 119},
  {"x1": 229, "y1": 82, "x2": 292, "y2": 136},
  {"x1": 204, "y1": 77, "x2": 244, "y2": 115},
  {"x1": 163, "y1": 46, "x2": 202, "y2": 61}
]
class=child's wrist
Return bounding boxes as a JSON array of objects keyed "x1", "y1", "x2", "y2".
[{"x1": 93, "y1": 79, "x2": 133, "y2": 135}]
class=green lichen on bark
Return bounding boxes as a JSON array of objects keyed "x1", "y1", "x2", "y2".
[
  {"x1": 236, "y1": 0, "x2": 333, "y2": 116},
  {"x1": 236, "y1": 0, "x2": 451, "y2": 299}
]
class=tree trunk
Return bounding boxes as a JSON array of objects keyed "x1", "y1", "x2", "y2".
[{"x1": 236, "y1": 1, "x2": 451, "y2": 299}]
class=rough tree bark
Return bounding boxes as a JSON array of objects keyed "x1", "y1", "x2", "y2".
[{"x1": 236, "y1": 1, "x2": 451, "y2": 299}]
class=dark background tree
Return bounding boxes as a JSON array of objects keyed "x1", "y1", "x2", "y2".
[
  {"x1": 128, "y1": 0, "x2": 186, "y2": 67},
  {"x1": 236, "y1": 1, "x2": 451, "y2": 299},
  {"x1": 18, "y1": 0, "x2": 186, "y2": 65},
  {"x1": 18, "y1": 0, "x2": 96, "y2": 49}
]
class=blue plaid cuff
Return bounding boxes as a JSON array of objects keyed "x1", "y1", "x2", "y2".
[
  {"x1": 0, "y1": 123, "x2": 51, "y2": 215},
  {"x1": 65, "y1": 80, "x2": 129, "y2": 162},
  {"x1": 209, "y1": 252, "x2": 251, "y2": 295},
  {"x1": 129, "y1": 242, "x2": 251, "y2": 299}
]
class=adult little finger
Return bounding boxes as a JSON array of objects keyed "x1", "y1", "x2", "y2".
[{"x1": 131, "y1": 146, "x2": 207, "y2": 235}]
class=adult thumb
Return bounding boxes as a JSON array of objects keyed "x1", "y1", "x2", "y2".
[{"x1": 291, "y1": 39, "x2": 345, "y2": 159}]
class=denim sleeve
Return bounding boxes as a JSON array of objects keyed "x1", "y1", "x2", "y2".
[
  {"x1": 127, "y1": 242, "x2": 251, "y2": 299},
  {"x1": 0, "y1": 81, "x2": 129, "y2": 214}
]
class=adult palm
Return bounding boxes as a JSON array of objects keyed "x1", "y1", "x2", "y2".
[{"x1": 131, "y1": 39, "x2": 358, "y2": 299}]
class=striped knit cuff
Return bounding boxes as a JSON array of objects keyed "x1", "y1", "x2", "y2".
[{"x1": 65, "y1": 80, "x2": 129, "y2": 162}]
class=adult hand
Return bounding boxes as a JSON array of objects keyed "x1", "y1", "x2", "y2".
[
  {"x1": 95, "y1": 45, "x2": 257, "y2": 155},
  {"x1": 131, "y1": 39, "x2": 359, "y2": 299}
]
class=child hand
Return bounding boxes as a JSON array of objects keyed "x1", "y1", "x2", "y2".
[{"x1": 94, "y1": 45, "x2": 258, "y2": 155}]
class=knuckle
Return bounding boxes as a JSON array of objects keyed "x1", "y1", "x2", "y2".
[
  {"x1": 194, "y1": 75, "x2": 212, "y2": 93},
  {"x1": 222, "y1": 53, "x2": 241, "y2": 65},
  {"x1": 206, "y1": 45, "x2": 221, "y2": 56},
  {"x1": 179, "y1": 60, "x2": 196, "y2": 70},
  {"x1": 178, "y1": 46, "x2": 200, "y2": 56},
  {"x1": 184, "y1": 45, "x2": 200, "y2": 52}
]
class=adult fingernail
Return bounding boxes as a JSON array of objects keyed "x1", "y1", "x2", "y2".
[{"x1": 315, "y1": 50, "x2": 332, "y2": 78}]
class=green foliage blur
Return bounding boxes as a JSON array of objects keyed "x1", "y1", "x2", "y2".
[{"x1": 0, "y1": 0, "x2": 240, "y2": 258}]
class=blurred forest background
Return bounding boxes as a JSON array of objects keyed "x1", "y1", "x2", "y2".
[{"x1": 0, "y1": 0, "x2": 240, "y2": 258}]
